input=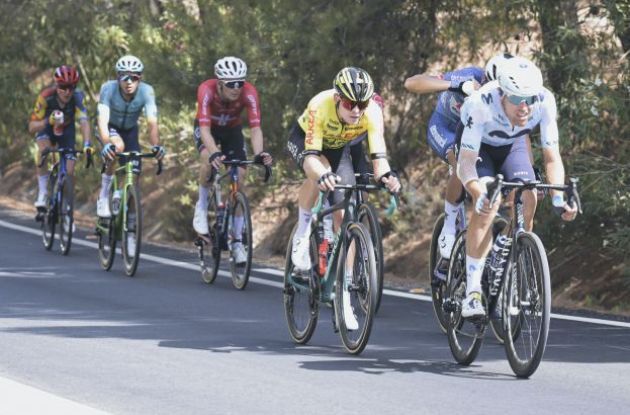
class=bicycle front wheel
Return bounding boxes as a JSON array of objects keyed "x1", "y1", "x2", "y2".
[
  {"x1": 229, "y1": 191, "x2": 252, "y2": 290},
  {"x1": 446, "y1": 231, "x2": 485, "y2": 365},
  {"x1": 357, "y1": 202, "x2": 384, "y2": 314},
  {"x1": 283, "y1": 225, "x2": 319, "y2": 344},
  {"x1": 122, "y1": 185, "x2": 142, "y2": 276},
  {"x1": 504, "y1": 232, "x2": 551, "y2": 378},
  {"x1": 97, "y1": 217, "x2": 116, "y2": 271},
  {"x1": 334, "y1": 222, "x2": 377, "y2": 355},
  {"x1": 429, "y1": 214, "x2": 448, "y2": 334},
  {"x1": 200, "y1": 192, "x2": 220, "y2": 284},
  {"x1": 41, "y1": 172, "x2": 57, "y2": 250},
  {"x1": 58, "y1": 176, "x2": 74, "y2": 255}
]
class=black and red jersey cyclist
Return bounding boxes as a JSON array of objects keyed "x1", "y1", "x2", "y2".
[
  {"x1": 28, "y1": 65, "x2": 92, "y2": 209},
  {"x1": 192, "y1": 56, "x2": 273, "y2": 264}
]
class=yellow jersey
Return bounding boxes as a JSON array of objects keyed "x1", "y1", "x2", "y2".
[{"x1": 297, "y1": 89, "x2": 387, "y2": 155}]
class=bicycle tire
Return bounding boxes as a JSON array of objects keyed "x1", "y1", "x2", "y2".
[
  {"x1": 504, "y1": 232, "x2": 551, "y2": 378},
  {"x1": 199, "y1": 192, "x2": 218, "y2": 284},
  {"x1": 334, "y1": 222, "x2": 377, "y2": 355},
  {"x1": 98, "y1": 217, "x2": 116, "y2": 271},
  {"x1": 122, "y1": 185, "x2": 142, "y2": 276},
  {"x1": 283, "y1": 225, "x2": 319, "y2": 344},
  {"x1": 41, "y1": 171, "x2": 57, "y2": 250},
  {"x1": 229, "y1": 191, "x2": 253, "y2": 290},
  {"x1": 446, "y1": 230, "x2": 485, "y2": 365},
  {"x1": 58, "y1": 176, "x2": 74, "y2": 255},
  {"x1": 488, "y1": 215, "x2": 512, "y2": 344},
  {"x1": 357, "y1": 202, "x2": 384, "y2": 314},
  {"x1": 429, "y1": 214, "x2": 449, "y2": 334}
]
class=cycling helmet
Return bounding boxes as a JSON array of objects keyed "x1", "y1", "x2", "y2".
[
  {"x1": 214, "y1": 56, "x2": 247, "y2": 80},
  {"x1": 115, "y1": 55, "x2": 144, "y2": 73},
  {"x1": 333, "y1": 67, "x2": 374, "y2": 102},
  {"x1": 54, "y1": 65, "x2": 79, "y2": 85},
  {"x1": 498, "y1": 56, "x2": 543, "y2": 97},
  {"x1": 485, "y1": 52, "x2": 514, "y2": 81}
]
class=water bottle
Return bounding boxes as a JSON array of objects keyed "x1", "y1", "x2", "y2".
[
  {"x1": 317, "y1": 221, "x2": 328, "y2": 277},
  {"x1": 487, "y1": 235, "x2": 512, "y2": 296},
  {"x1": 323, "y1": 213, "x2": 333, "y2": 242},
  {"x1": 111, "y1": 190, "x2": 122, "y2": 215},
  {"x1": 52, "y1": 110, "x2": 64, "y2": 136}
]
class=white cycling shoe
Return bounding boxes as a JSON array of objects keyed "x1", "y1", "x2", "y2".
[
  {"x1": 232, "y1": 242, "x2": 247, "y2": 265},
  {"x1": 34, "y1": 193, "x2": 47, "y2": 208},
  {"x1": 291, "y1": 234, "x2": 311, "y2": 272},
  {"x1": 97, "y1": 197, "x2": 111, "y2": 218},
  {"x1": 438, "y1": 228, "x2": 456, "y2": 259},
  {"x1": 342, "y1": 287, "x2": 359, "y2": 331},
  {"x1": 461, "y1": 292, "x2": 486, "y2": 318},
  {"x1": 193, "y1": 201, "x2": 209, "y2": 235}
]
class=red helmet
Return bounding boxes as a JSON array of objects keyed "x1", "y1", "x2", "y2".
[{"x1": 54, "y1": 65, "x2": 79, "y2": 85}]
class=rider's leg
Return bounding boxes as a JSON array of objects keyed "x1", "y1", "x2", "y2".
[
  {"x1": 501, "y1": 136, "x2": 538, "y2": 232},
  {"x1": 35, "y1": 136, "x2": 52, "y2": 207},
  {"x1": 97, "y1": 134, "x2": 124, "y2": 218},
  {"x1": 441, "y1": 149, "x2": 465, "y2": 242}
]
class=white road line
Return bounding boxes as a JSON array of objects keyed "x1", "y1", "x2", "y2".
[
  {"x1": 0, "y1": 376, "x2": 109, "y2": 414},
  {"x1": 1, "y1": 219, "x2": 629, "y2": 329}
]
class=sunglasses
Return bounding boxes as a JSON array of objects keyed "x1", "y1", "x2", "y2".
[
  {"x1": 340, "y1": 97, "x2": 370, "y2": 111},
  {"x1": 57, "y1": 84, "x2": 75, "y2": 92},
  {"x1": 505, "y1": 93, "x2": 537, "y2": 106},
  {"x1": 118, "y1": 73, "x2": 142, "y2": 83},
  {"x1": 223, "y1": 80, "x2": 245, "y2": 89}
]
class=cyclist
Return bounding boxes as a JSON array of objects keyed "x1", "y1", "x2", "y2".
[
  {"x1": 96, "y1": 55, "x2": 165, "y2": 218},
  {"x1": 29, "y1": 65, "x2": 92, "y2": 214},
  {"x1": 286, "y1": 67, "x2": 400, "y2": 327},
  {"x1": 191, "y1": 56, "x2": 273, "y2": 265},
  {"x1": 403, "y1": 53, "x2": 514, "y2": 262},
  {"x1": 456, "y1": 56, "x2": 577, "y2": 318}
]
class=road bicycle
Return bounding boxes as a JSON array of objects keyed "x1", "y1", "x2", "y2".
[
  {"x1": 195, "y1": 159, "x2": 271, "y2": 290},
  {"x1": 96, "y1": 151, "x2": 162, "y2": 276},
  {"x1": 283, "y1": 183, "x2": 397, "y2": 354},
  {"x1": 444, "y1": 174, "x2": 582, "y2": 378},
  {"x1": 38, "y1": 147, "x2": 92, "y2": 255}
]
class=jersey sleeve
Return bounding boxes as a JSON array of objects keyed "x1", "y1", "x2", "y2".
[
  {"x1": 74, "y1": 90, "x2": 89, "y2": 122},
  {"x1": 459, "y1": 94, "x2": 488, "y2": 153},
  {"x1": 365, "y1": 102, "x2": 387, "y2": 156},
  {"x1": 539, "y1": 89, "x2": 559, "y2": 150},
  {"x1": 30, "y1": 94, "x2": 47, "y2": 122},
  {"x1": 243, "y1": 84, "x2": 261, "y2": 128},
  {"x1": 196, "y1": 82, "x2": 213, "y2": 127},
  {"x1": 142, "y1": 84, "x2": 158, "y2": 121}
]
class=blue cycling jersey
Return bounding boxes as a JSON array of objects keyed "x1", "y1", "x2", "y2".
[
  {"x1": 98, "y1": 81, "x2": 158, "y2": 130},
  {"x1": 434, "y1": 66, "x2": 485, "y2": 127}
]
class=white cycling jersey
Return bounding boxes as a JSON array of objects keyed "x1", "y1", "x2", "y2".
[{"x1": 459, "y1": 81, "x2": 559, "y2": 153}]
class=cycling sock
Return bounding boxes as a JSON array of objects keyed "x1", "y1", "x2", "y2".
[
  {"x1": 37, "y1": 174, "x2": 49, "y2": 195},
  {"x1": 295, "y1": 207, "x2": 312, "y2": 239},
  {"x1": 232, "y1": 215, "x2": 244, "y2": 238},
  {"x1": 198, "y1": 185, "x2": 209, "y2": 208},
  {"x1": 100, "y1": 174, "x2": 113, "y2": 199},
  {"x1": 443, "y1": 200, "x2": 461, "y2": 235},
  {"x1": 465, "y1": 255, "x2": 484, "y2": 296}
]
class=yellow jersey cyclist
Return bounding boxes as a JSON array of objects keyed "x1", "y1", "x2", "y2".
[
  {"x1": 96, "y1": 55, "x2": 165, "y2": 218},
  {"x1": 456, "y1": 57, "x2": 578, "y2": 318},
  {"x1": 286, "y1": 67, "x2": 401, "y2": 274},
  {"x1": 29, "y1": 65, "x2": 92, "y2": 210}
]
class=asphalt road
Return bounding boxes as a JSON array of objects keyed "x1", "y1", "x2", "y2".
[{"x1": 1, "y1": 207, "x2": 629, "y2": 414}]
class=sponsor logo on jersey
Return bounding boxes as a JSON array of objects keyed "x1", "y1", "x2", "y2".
[
  {"x1": 481, "y1": 93, "x2": 493, "y2": 105},
  {"x1": 430, "y1": 125, "x2": 446, "y2": 147},
  {"x1": 466, "y1": 116, "x2": 474, "y2": 129},
  {"x1": 305, "y1": 109, "x2": 316, "y2": 145},
  {"x1": 488, "y1": 128, "x2": 531, "y2": 139}
]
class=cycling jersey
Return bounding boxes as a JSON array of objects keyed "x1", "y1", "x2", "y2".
[
  {"x1": 30, "y1": 86, "x2": 89, "y2": 127},
  {"x1": 459, "y1": 81, "x2": 559, "y2": 152},
  {"x1": 98, "y1": 80, "x2": 158, "y2": 130},
  {"x1": 296, "y1": 89, "x2": 386, "y2": 155},
  {"x1": 434, "y1": 66, "x2": 485, "y2": 127},
  {"x1": 195, "y1": 79, "x2": 261, "y2": 128}
]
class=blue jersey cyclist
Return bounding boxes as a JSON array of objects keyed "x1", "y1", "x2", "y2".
[
  {"x1": 404, "y1": 54, "x2": 515, "y2": 262},
  {"x1": 96, "y1": 55, "x2": 165, "y2": 218},
  {"x1": 456, "y1": 57, "x2": 578, "y2": 318},
  {"x1": 29, "y1": 65, "x2": 92, "y2": 210}
]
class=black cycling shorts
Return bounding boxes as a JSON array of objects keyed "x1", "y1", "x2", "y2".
[{"x1": 193, "y1": 120, "x2": 247, "y2": 161}]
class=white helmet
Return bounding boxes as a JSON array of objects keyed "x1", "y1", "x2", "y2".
[
  {"x1": 115, "y1": 55, "x2": 144, "y2": 73},
  {"x1": 214, "y1": 56, "x2": 247, "y2": 80},
  {"x1": 498, "y1": 56, "x2": 543, "y2": 97},
  {"x1": 485, "y1": 52, "x2": 513, "y2": 81}
]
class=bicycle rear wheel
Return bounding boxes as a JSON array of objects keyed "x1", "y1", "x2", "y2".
[
  {"x1": 335, "y1": 222, "x2": 377, "y2": 355},
  {"x1": 357, "y1": 202, "x2": 384, "y2": 314},
  {"x1": 446, "y1": 231, "x2": 485, "y2": 365},
  {"x1": 122, "y1": 185, "x2": 142, "y2": 276},
  {"x1": 504, "y1": 232, "x2": 551, "y2": 378},
  {"x1": 283, "y1": 225, "x2": 319, "y2": 344},
  {"x1": 41, "y1": 171, "x2": 57, "y2": 250},
  {"x1": 229, "y1": 191, "x2": 252, "y2": 290},
  {"x1": 429, "y1": 214, "x2": 448, "y2": 334},
  {"x1": 58, "y1": 176, "x2": 74, "y2": 255}
]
